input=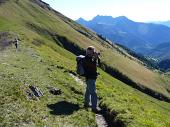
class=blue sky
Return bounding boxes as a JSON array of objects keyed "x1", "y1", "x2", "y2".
[{"x1": 43, "y1": 0, "x2": 170, "y2": 22}]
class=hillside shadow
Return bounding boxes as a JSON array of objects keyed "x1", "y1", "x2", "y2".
[{"x1": 47, "y1": 101, "x2": 80, "y2": 115}]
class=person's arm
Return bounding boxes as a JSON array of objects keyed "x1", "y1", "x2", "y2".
[
  {"x1": 93, "y1": 52, "x2": 101, "y2": 67},
  {"x1": 97, "y1": 57, "x2": 101, "y2": 67}
]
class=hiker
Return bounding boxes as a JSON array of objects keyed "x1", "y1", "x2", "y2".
[
  {"x1": 13, "y1": 38, "x2": 19, "y2": 50},
  {"x1": 83, "y1": 46, "x2": 100, "y2": 113}
]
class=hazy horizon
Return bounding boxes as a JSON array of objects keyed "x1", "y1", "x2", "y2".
[
  {"x1": 42, "y1": 0, "x2": 170, "y2": 22},
  {"x1": 76, "y1": 15, "x2": 170, "y2": 23}
]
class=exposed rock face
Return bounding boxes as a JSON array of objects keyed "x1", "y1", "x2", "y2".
[{"x1": 29, "y1": 85, "x2": 43, "y2": 97}]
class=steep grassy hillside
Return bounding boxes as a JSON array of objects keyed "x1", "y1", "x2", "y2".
[
  {"x1": 0, "y1": 45, "x2": 97, "y2": 127},
  {"x1": 1, "y1": 0, "x2": 169, "y2": 100},
  {"x1": 0, "y1": 0, "x2": 170, "y2": 127}
]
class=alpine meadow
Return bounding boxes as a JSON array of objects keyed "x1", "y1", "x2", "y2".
[{"x1": 0, "y1": 0, "x2": 170, "y2": 127}]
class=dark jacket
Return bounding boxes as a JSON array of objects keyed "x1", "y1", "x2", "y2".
[{"x1": 83, "y1": 56, "x2": 98, "y2": 79}]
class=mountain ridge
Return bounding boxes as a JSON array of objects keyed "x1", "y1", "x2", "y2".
[
  {"x1": 150, "y1": 20, "x2": 170, "y2": 27},
  {"x1": 76, "y1": 15, "x2": 170, "y2": 55}
]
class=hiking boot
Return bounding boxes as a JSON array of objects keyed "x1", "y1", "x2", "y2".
[{"x1": 92, "y1": 108, "x2": 101, "y2": 113}]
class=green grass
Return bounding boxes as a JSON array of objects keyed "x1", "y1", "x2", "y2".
[
  {"x1": 97, "y1": 70, "x2": 170, "y2": 127},
  {"x1": 0, "y1": 0, "x2": 170, "y2": 127},
  {"x1": 0, "y1": 46, "x2": 96, "y2": 127},
  {"x1": 0, "y1": 0, "x2": 169, "y2": 98},
  {"x1": 1, "y1": 39, "x2": 170, "y2": 127}
]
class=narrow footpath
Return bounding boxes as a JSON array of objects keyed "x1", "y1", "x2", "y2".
[{"x1": 69, "y1": 73, "x2": 110, "y2": 127}]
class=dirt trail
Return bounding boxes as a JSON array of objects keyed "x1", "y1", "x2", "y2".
[
  {"x1": 96, "y1": 113, "x2": 109, "y2": 127},
  {"x1": 69, "y1": 73, "x2": 110, "y2": 127}
]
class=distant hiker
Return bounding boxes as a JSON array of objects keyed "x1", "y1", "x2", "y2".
[
  {"x1": 83, "y1": 46, "x2": 101, "y2": 113},
  {"x1": 13, "y1": 38, "x2": 19, "y2": 51}
]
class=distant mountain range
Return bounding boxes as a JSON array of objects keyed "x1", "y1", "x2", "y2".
[
  {"x1": 150, "y1": 21, "x2": 170, "y2": 27},
  {"x1": 147, "y1": 42, "x2": 170, "y2": 71},
  {"x1": 147, "y1": 42, "x2": 170, "y2": 60},
  {"x1": 76, "y1": 15, "x2": 170, "y2": 57}
]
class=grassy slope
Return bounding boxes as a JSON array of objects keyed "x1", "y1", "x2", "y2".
[
  {"x1": 97, "y1": 70, "x2": 170, "y2": 127},
  {"x1": 0, "y1": 0, "x2": 170, "y2": 127},
  {"x1": 32, "y1": 0, "x2": 170, "y2": 97},
  {"x1": 4, "y1": 0, "x2": 170, "y2": 97},
  {"x1": 54, "y1": 10, "x2": 170, "y2": 98},
  {"x1": 0, "y1": 46, "x2": 96, "y2": 127}
]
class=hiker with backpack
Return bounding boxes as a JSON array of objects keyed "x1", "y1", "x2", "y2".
[
  {"x1": 76, "y1": 46, "x2": 100, "y2": 113},
  {"x1": 13, "y1": 38, "x2": 19, "y2": 51}
]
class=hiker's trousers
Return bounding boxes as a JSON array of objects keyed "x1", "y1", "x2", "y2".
[{"x1": 85, "y1": 79, "x2": 97, "y2": 109}]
